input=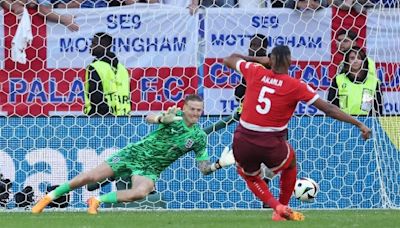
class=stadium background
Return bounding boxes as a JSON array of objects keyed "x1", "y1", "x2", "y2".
[{"x1": 0, "y1": 4, "x2": 399, "y2": 209}]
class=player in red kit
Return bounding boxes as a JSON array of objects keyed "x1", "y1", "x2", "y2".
[{"x1": 223, "y1": 45, "x2": 371, "y2": 221}]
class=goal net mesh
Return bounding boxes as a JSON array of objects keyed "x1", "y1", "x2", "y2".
[{"x1": 0, "y1": 3, "x2": 399, "y2": 209}]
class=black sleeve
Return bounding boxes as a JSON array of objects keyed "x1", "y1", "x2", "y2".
[
  {"x1": 87, "y1": 66, "x2": 109, "y2": 116},
  {"x1": 327, "y1": 77, "x2": 340, "y2": 108},
  {"x1": 234, "y1": 77, "x2": 246, "y2": 103},
  {"x1": 373, "y1": 83, "x2": 383, "y2": 116}
]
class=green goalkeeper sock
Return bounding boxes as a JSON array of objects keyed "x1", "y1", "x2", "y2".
[
  {"x1": 99, "y1": 192, "x2": 118, "y2": 203},
  {"x1": 48, "y1": 183, "x2": 71, "y2": 200}
]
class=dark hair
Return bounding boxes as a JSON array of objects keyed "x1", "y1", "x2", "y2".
[
  {"x1": 94, "y1": 32, "x2": 113, "y2": 51},
  {"x1": 271, "y1": 45, "x2": 291, "y2": 68},
  {"x1": 251, "y1": 34, "x2": 268, "y2": 49},
  {"x1": 184, "y1": 94, "x2": 203, "y2": 103},
  {"x1": 336, "y1": 29, "x2": 358, "y2": 41},
  {"x1": 341, "y1": 46, "x2": 369, "y2": 79}
]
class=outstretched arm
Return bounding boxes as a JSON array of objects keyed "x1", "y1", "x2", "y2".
[
  {"x1": 37, "y1": 5, "x2": 79, "y2": 32},
  {"x1": 203, "y1": 112, "x2": 240, "y2": 134},
  {"x1": 313, "y1": 98, "x2": 371, "y2": 140},
  {"x1": 146, "y1": 106, "x2": 182, "y2": 124},
  {"x1": 224, "y1": 53, "x2": 270, "y2": 70},
  {"x1": 197, "y1": 147, "x2": 235, "y2": 175}
]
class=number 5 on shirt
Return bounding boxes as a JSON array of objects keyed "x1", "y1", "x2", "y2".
[{"x1": 256, "y1": 86, "x2": 275, "y2": 114}]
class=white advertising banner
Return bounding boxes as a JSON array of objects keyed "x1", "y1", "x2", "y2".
[
  {"x1": 205, "y1": 88, "x2": 400, "y2": 115},
  {"x1": 46, "y1": 5, "x2": 198, "y2": 68},
  {"x1": 0, "y1": 9, "x2": 4, "y2": 69},
  {"x1": 367, "y1": 9, "x2": 400, "y2": 63},
  {"x1": 204, "y1": 8, "x2": 332, "y2": 61},
  {"x1": 383, "y1": 91, "x2": 400, "y2": 115},
  {"x1": 204, "y1": 88, "x2": 327, "y2": 115}
]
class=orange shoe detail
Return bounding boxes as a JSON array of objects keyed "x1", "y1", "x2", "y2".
[
  {"x1": 32, "y1": 196, "x2": 52, "y2": 214},
  {"x1": 275, "y1": 204, "x2": 305, "y2": 221},
  {"x1": 289, "y1": 211, "x2": 305, "y2": 221},
  {"x1": 87, "y1": 197, "x2": 100, "y2": 215}
]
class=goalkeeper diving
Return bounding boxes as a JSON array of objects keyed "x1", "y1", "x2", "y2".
[{"x1": 32, "y1": 94, "x2": 235, "y2": 214}]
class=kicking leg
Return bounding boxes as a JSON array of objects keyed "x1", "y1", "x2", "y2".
[
  {"x1": 237, "y1": 166, "x2": 281, "y2": 210},
  {"x1": 272, "y1": 144, "x2": 304, "y2": 221}
]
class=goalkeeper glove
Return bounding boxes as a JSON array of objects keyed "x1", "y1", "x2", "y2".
[
  {"x1": 158, "y1": 106, "x2": 182, "y2": 124},
  {"x1": 216, "y1": 147, "x2": 235, "y2": 168}
]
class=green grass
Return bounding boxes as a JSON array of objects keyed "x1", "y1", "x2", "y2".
[{"x1": 0, "y1": 210, "x2": 398, "y2": 228}]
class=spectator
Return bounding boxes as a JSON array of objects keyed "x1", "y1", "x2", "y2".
[
  {"x1": 234, "y1": 34, "x2": 269, "y2": 105},
  {"x1": 1, "y1": 0, "x2": 25, "y2": 14},
  {"x1": 162, "y1": 0, "x2": 199, "y2": 14},
  {"x1": 238, "y1": 0, "x2": 264, "y2": 8},
  {"x1": 269, "y1": 0, "x2": 296, "y2": 8},
  {"x1": 56, "y1": 0, "x2": 108, "y2": 8},
  {"x1": 334, "y1": 28, "x2": 379, "y2": 75},
  {"x1": 370, "y1": 0, "x2": 400, "y2": 8},
  {"x1": 336, "y1": 28, "x2": 358, "y2": 56},
  {"x1": 199, "y1": 0, "x2": 238, "y2": 8},
  {"x1": 327, "y1": 46, "x2": 383, "y2": 116},
  {"x1": 124, "y1": 0, "x2": 159, "y2": 4},
  {"x1": 84, "y1": 32, "x2": 131, "y2": 116},
  {"x1": 332, "y1": 0, "x2": 374, "y2": 14},
  {"x1": 163, "y1": 0, "x2": 238, "y2": 14},
  {"x1": 0, "y1": 0, "x2": 79, "y2": 31},
  {"x1": 295, "y1": 0, "x2": 332, "y2": 10},
  {"x1": 36, "y1": 0, "x2": 79, "y2": 31},
  {"x1": 269, "y1": 0, "x2": 332, "y2": 10}
]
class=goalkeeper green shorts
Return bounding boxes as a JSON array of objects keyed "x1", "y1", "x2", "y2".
[{"x1": 106, "y1": 146, "x2": 159, "y2": 182}]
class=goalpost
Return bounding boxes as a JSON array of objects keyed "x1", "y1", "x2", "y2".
[{"x1": 0, "y1": 3, "x2": 399, "y2": 210}]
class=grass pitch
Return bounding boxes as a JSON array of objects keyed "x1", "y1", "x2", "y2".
[{"x1": 1, "y1": 210, "x2": 397, "y2": 228}]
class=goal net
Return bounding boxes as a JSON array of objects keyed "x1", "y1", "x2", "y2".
[{"x1": 0, "y1": 3, "x2": 399, "y2": 210}]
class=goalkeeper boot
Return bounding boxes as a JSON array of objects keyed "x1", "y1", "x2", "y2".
[
  {"x1": 275, "y1": 204, "x2": 305, "y2": 221},
  {"x1": 32, "y1": 195, "x2": 52, "y2": 214},
  {"x1": 87, "y1": 197, "x2": 100, "y2": 215}
]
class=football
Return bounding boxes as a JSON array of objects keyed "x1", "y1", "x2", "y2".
[{"x1": 294, "y1": 177, "x2": 319, "y2": 202}]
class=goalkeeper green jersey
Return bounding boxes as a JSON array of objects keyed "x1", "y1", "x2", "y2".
[{"x1": 106, "y1": 112, "x2": 208, "y2": 181}]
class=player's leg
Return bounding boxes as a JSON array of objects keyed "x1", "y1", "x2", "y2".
[
  {"x1": 270, "y1": 143, "x2": 304, "y2": 221},
  {"x1": 87, "y1": 175, "x2": 154, "y2": 214},
  {"x1": 276, "y1": 143, "x2": 297, "y2": 206},
  {"x1": 233, "y1": 127, "x2": 282, "y2": 210},
  {"x1": 32, "y1": 162, "x2": 114, "y2": 214},
  {"x1": 236, "y1": 166, "x2": 281, "y2": 209},
  {"x1": 117, "y1": 175, "x2": 155, "y2": 202},
  {"x1": 261, "y1": 164, "x2": 274, "y2": 208}
]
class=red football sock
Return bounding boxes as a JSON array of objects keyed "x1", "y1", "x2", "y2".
[
  {"x1": 279, "y1": 165, "x2": 297, "y2": 205},
  {"x1": 237, "y1": 167, "x2": 280, "y2": 210}
]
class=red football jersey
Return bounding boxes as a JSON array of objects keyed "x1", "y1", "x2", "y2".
[{"x1": 236, "y1": 60, "x2": 319, "y2": 132}]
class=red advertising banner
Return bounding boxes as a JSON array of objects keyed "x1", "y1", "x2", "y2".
[{"x1": 0, "y1": 9, "x2": 198, "y2": 116}]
